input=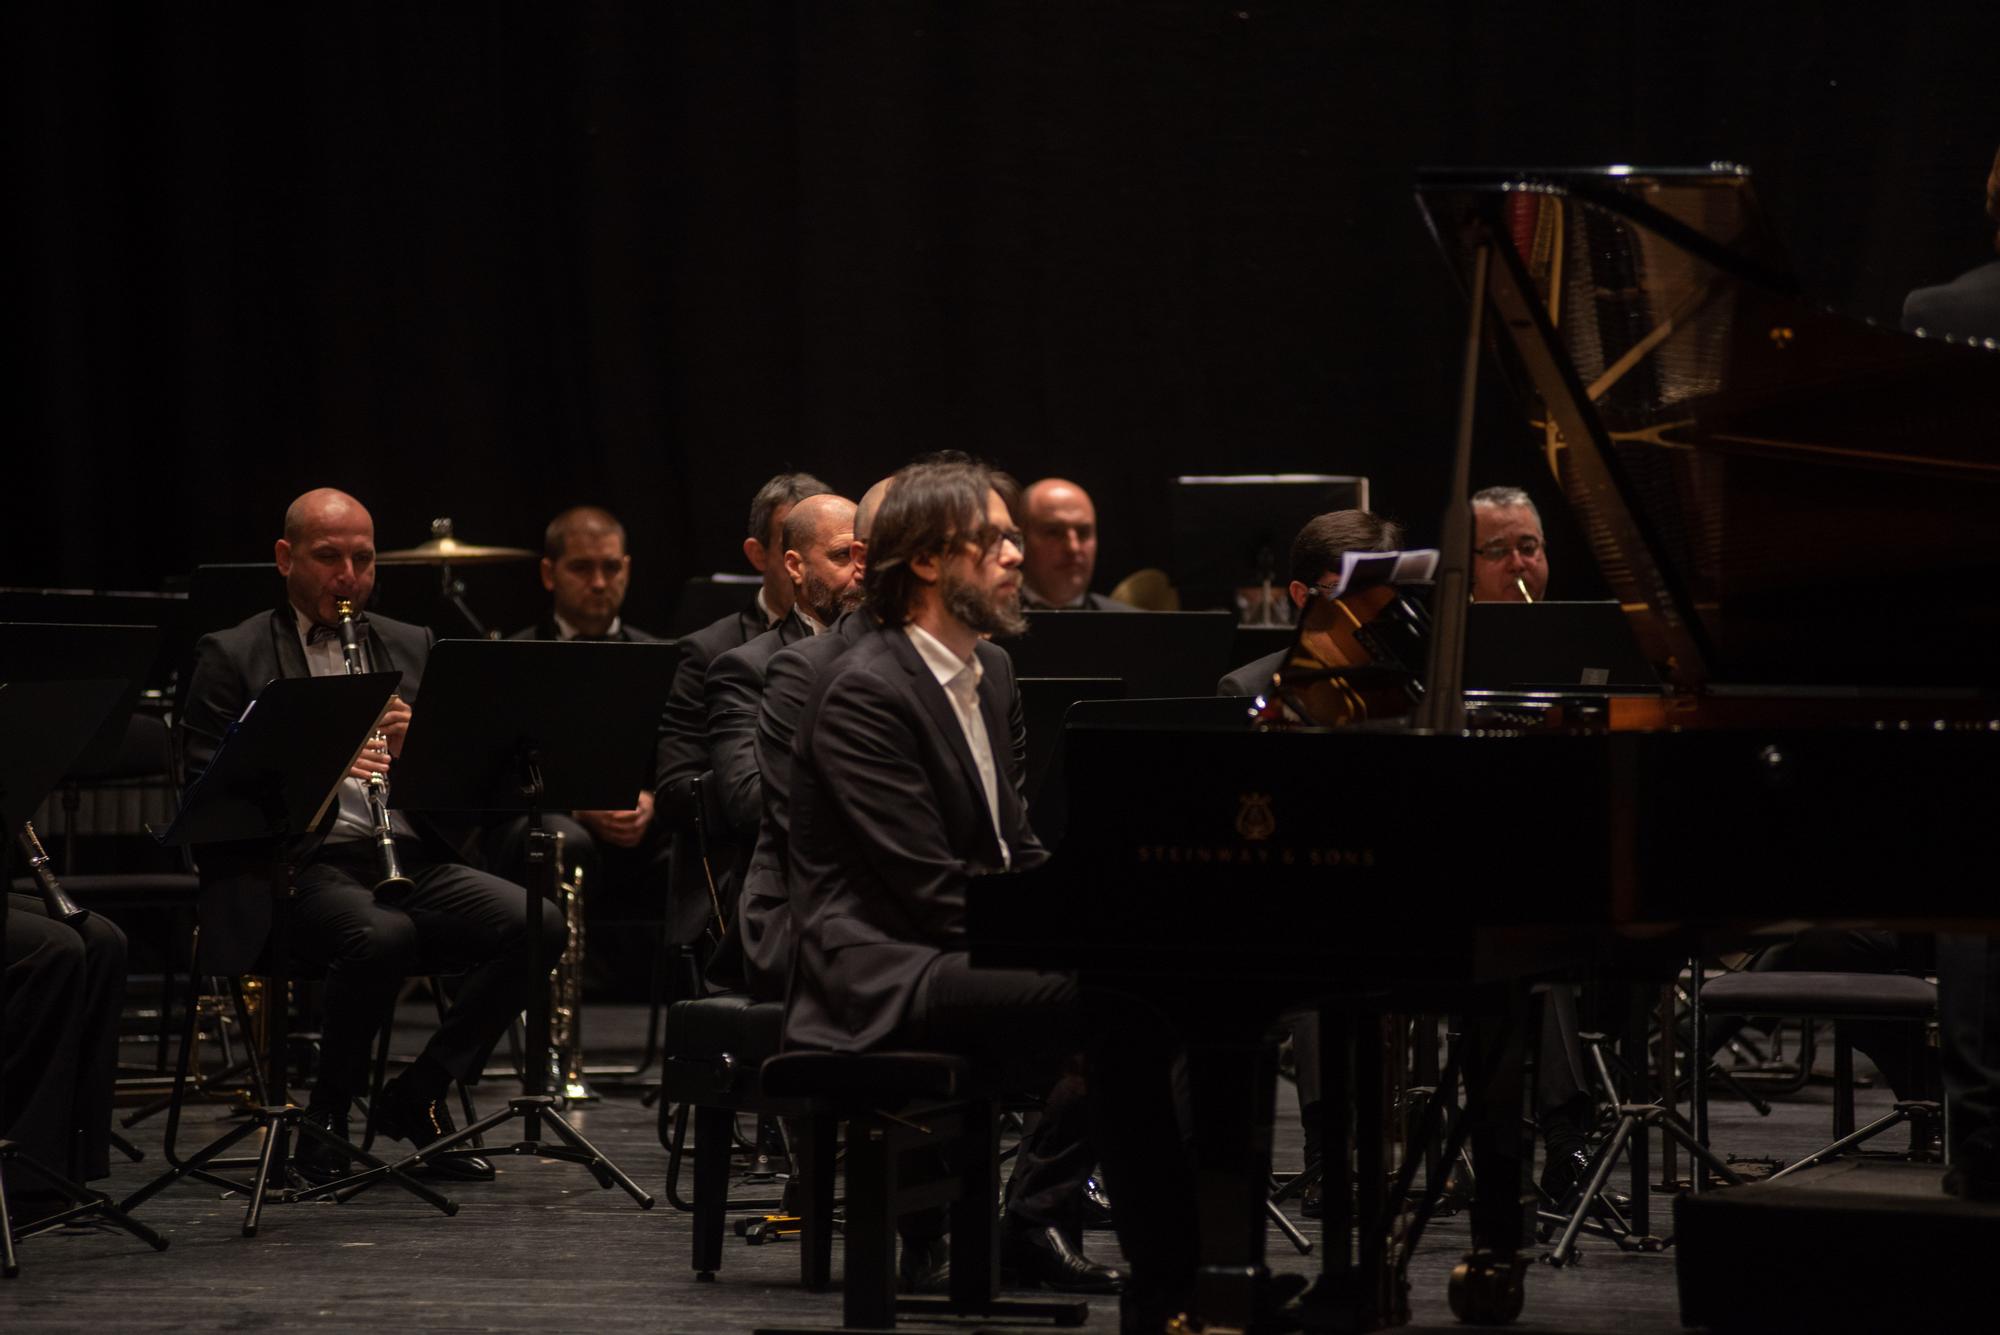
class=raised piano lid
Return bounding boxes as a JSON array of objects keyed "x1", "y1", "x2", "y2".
[{"x1": 1415, "y1": 165, "x2": 2000, "y2": 695}]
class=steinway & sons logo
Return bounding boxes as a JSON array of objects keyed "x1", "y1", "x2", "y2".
[
  {"x1": 1235, "y1": 790, "x2": 1276, "y2": 841},
  {"x1": 1129, "y1": 790, "x2": 1376, "y2": 869}
]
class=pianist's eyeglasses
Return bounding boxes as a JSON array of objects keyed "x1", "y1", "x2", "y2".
[
  {"x1": 973, "y1": 526, "x2": 1025, "y2": 557},
  {"x1": 1473, "y1": 535, "x2": 1545, "y2": 561}
]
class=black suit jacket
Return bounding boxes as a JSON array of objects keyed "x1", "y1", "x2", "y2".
[
  {"x1": 654, "y1": 600, "x2": 769, "y2": 942},
  {"x1": 704, "y1": 609, "x2": 814, "y2": 841},
  {"x1": 179, "y1": 606, "x2": 454, "y2": 973},
  {"x1": 736, "y1": 609, "x2": 876, "y2": 1000},
  {"x1": 783, "y1": 623, "x2": 1046, "y2": 1052},
  {"x1": 1217, "y1": 648, "x2": 1286, "y2": 698},
  {"x1": 1902, "y1": 260, "x2": 2000, "y2": 342}
]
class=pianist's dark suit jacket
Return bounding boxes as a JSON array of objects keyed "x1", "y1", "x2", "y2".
[
  {"x1": 1217, "y1": 649, "x2": 1286, "y2": 698},
  {"x1": 1902, "y1": 259, "x2": 2000, "y2": 343},
  {"x1": 735, "y1": 609, "x2": 875, "y2": 1000},
  {"x1": 655, "y1": 599, "x2": 769, "y2": 942},
  {"x1": 784, "y1": 622, "x2": 1046, "y2": 1052},
  {"x1": 178, "y1": 606, "x2": 462, "y2": 973}
]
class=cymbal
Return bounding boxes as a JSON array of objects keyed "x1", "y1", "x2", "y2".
[{"x1": 376, "y1": 536, "x2": 536, "y2": 567}]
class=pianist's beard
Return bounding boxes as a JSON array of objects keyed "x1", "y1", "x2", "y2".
[{"x1": 943, "y1": 565, "x2": 1028, "y2": 639}]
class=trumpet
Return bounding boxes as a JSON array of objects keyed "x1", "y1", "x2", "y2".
[
  {"x1": 333, "y1": 599, "x2": 416, "y2": 897},
  {"x1": 15, "y1": 821, "x2": 87, "y2": 925}
]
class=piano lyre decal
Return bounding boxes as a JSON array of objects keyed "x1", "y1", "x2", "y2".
[{"x1": 1235, "y1": 791, "x2": 1276, "y2": 842}]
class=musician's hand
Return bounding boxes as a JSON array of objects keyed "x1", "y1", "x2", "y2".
[
  {"x1": 376, "y1": 696, "x2": 413, "y2": 760},
  {"x1": 349, "y1": 735, "x2": 393, "y2": 783},
  {"x1": 576, "y1": 790, "x2": 654, "y2": 849}
]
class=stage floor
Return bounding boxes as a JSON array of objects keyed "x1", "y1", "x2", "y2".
[{"x1": 0, "y1": 1003, "x2": 1935, "y2": 1333}]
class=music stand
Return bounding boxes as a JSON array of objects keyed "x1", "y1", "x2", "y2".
[
  {"x1": 116, "y1": 672, "x2": 459, "y2": 1234},
  {"x1": 0, "y1": 627, "x2": 170, "y2": 1275},
  {"x1": 337, "y1": 638, "x2": 671, "y2": 1209}
]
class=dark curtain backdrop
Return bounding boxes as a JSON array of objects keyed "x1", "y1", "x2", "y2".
[{"x1": 11, "y1": 1, "x2": 1999, "y2": 628}]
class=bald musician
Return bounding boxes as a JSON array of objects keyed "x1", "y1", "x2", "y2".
[
  {"x1": 1018, "y1": 478, "x2": 1130, "y2": 611},
  {"x1": 180, "y1": 488, "x2": 564, "y2": 1186},
  {"x1": 655, "y1": 471, "x2": 830, "y2": 946}
]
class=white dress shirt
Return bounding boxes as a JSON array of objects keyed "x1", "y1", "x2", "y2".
[
  {"x1": 553, "y1": 611, "x2": 623, "y2": 640},
  {"x1": 294, "y1": 609, "x2": 414, "y2": 845},
  {"x1": 903, "y1": 622, "x2": 1008, "y2": 869}
]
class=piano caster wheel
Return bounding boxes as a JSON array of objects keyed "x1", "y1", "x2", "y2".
[{"x1": 1448, "y1": 1250, "x2": 1528, "y2": 1325}]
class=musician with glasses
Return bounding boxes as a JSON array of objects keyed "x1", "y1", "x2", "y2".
[
  {"x1": 785, "y1": 459, "x2": 1133, "y2": 1296},
  {"x1": 1470, "y1": 485, "x2": 1549, "y2": 603},
  {"x1": 179, "y1": 487, "x2": 564, "y2": 1187}
]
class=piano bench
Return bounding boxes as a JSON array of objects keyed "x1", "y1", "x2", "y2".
[
  {"x1": 754, "y1": 1050, "x2": 1088, "y2": 1333},
  {"x1": 1701, "y1": 970, "x2": 1938, "y2": 1148},
  {"x1": 657, "y1": 995, "x2": 828, "y2": 1288}
]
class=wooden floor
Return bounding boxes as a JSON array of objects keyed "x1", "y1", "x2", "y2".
[{"x1": 0, "y1": 1004, "x2": 1932, "y2": 1333}]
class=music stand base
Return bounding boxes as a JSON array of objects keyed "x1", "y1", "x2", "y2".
[
  {"x1": 120, "y1": 1104, "x2": 457, "y2": 1234},
  {"x1": 335, "y1": 1095, "x2": 655, "y2": 1209},
  {"x1": 2, "y1": 1137, "x2": 170, "y2": 1277}
]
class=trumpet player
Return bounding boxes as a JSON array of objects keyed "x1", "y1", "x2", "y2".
[
  {"x1": 1469, "y1": 485, "x2": 1550, "y2": 603},
  {"x1": 180, "y1": 487, "x2": 565, "y2": 1188}
]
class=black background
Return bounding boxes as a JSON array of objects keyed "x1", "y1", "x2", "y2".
[{"x1": 11, "y1": 2, "x2": 1998, "y2": 633}]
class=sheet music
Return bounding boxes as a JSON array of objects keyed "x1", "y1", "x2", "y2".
[{"x1": 1320, "y1": 549, "x2": 1439, "y2": 600}]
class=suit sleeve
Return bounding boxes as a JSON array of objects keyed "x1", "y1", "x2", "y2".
[
  {"x1": 654, "y1": 641, "x2": 712, "y2": 799},
  {"x1": 756, "y1": 647, "x2": 812, "y2": 838},
  {"x1": 179, "y1": 633, "x2": 250, "y2": 791},
  {"x1": 705, "y1": 646, "x2": 764, "y2": 838},
  {"x1": 801, "y1": 670, "x2": 973, "y2": 926}
]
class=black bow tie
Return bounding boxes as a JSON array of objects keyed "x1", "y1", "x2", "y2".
[{"x1": 306, "y1": 618, "x2": 363, "y2": 646}]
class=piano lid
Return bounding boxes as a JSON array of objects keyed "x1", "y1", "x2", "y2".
[{"x1": 1416, "y1": 165, "x2": 2000, "y2": 693}]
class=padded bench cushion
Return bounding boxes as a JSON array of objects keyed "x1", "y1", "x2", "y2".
[
  {"x1": 760, "y1": 1050, "x2": 971, "y2": 1106},
  {"x1": 1701, "y1": 971, "x2": 1936, "y2": 1020},
  {"x1": 664, "y1": 994, "x2": 785, "y2": 1064}
]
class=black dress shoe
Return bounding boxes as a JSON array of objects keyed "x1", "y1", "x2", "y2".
[
  {"x1": 1003, "y1": 1224, "x2": 1126, "y2": 1294},
  {"x1": 1081, "y1": 1173, "x2": 1116, "y2": 1230},
  {"x1": 898, "y1": 1235, "x2": 950, "y2": 1294},
  {"x1": 294, "y1": 1106, "x2": 355, "y2": 1187},
  {"x1": 371, "y1": 1076, "x2": 495, "y2": 1182}
]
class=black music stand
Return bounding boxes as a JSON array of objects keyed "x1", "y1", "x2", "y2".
[
  {"x1": 1, "y1": 630, "x2": 170, "y2": 1276},
  {"x1": 338, "y1": 638, "x2": 671, "y2": 1208},
  {"x1": 117, "y1": 672, "x2": 459, "y2": 1234}
]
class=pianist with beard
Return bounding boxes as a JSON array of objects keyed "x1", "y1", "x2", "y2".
[{"x1": 783, "y1": 459, "x2": 1146, "y2": 1296}]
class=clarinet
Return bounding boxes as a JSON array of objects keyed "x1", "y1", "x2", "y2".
[
  {"x1": 333, "y1": 599, "x2": 416, "y2": 896},
  {"x1": 16, "y1": 821, "x2": 87, "y2": 925}
]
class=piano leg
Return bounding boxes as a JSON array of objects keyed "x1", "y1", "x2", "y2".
[
  {"x1": 1185, "y1": 1026, "x2": 1280, "y2": 1331},
  {"x1": 1449, "y1": 992, "x2": 1531, "y2": 1325},
  {"x1": 1302, "y1": 1009, "x2": 1407, "y2": 1331}
]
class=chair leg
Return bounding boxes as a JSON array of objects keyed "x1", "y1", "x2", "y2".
[
  {"x1": 949, "y1": 1098, "x2": 1000, "y2": 1307},
  {"x1": 797, "y1": 1114, "x2": 837, "y2": 1291},
  {"x1": 843, "y1": 1115, "x2": 898, "y2": 1330},
  {"x1": 692, "y1": 1105, "x2": 733, "y2": 1278},
  {"x1": 1833, "y1": 1023, "x2": 1856, "y2": 1140}
]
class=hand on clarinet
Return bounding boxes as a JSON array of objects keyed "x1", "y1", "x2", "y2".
[
  {"x1": 576, "y1": 788, "x2": 654, "y2": 849},
  {"x1": 376, "y1": 695, "x2": 412, "y2": 759}
]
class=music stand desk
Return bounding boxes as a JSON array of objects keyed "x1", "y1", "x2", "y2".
[{"x1": 342, "y1": 637, "x2": 676, "y2": 1209}]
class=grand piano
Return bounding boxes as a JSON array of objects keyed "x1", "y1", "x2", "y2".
[{"x1": 968, "y1": 166, "x2": 2000, "y2": 1331}]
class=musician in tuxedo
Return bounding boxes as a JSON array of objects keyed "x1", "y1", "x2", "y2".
[
  {"x1": 1902, "y1": 144, "x2": 2000, "y2": 342},
  {"x1": 1019, "y1": 478, "x2": 1130, "y2": 611},
  {"x1": 180, "y1": 488, "x2": 564, "y2": 1185},
  {"x1": 703, "y1": 491, "x2": 861, "y2": 984},
  {"x1": 2, "y1": 893, "x2": 127, "y2": 1195},
  {"x1": 1216, "y1": 509, "x2": 1404, "y2": 696},
  {"x1": 785, "y1": 459, "x2": 1135, "y2": 1295},
  {"x1": 655, "y1": 471, "x2": 829, "y2": 947},
  {"x1": 1470, "y1": 485, "x2": 1549, "y2": 603},
  {"x1": 731, "y1": 479, "x2": 893, "y2": 1001},
  {"x1": 490, "y1": 504, "x2": 660, "y2": 995}
]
